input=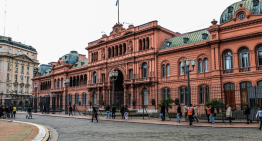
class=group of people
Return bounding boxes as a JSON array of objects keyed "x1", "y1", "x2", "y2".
[
  {"x1": 105, "y1": 104, "x2": 129, "y2": 120},
  {"x1": 0, "y1": 104, "x2": 16, "y2": 119}
]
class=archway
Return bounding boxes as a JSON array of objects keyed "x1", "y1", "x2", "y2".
[{"x1": 114, "y1": 70, "x2": 124, "y2": 109}]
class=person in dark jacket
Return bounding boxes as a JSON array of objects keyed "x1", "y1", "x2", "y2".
[
  {"x1": 9, "y1": 106, "x2": 13, "y2": 118},
  {"x1": 69, "y1": 106, "x2": 73, "y2": 116},
  {"x1": 105, "y1": 105, "x2": 110, "y2": 119},
  {"x1": 244, "y1": 105, "x2": 252, "y2": 124},
  {"x1": 112, "y1": 104, "x2": 116, "y2": 119},
  {"x1": 5, "y1": 106, "x2": 9, "y2": 118},
  {"x1": 27, "y1": 107, "x2": 32, "y2": 119},
  {"x1": 120, "y1": 105, "x2": 125, "y2": 119},
  {"x1": 91, "y1": 104, "x2": 99, "y2": 122},
  {"x1": 176, "y1": 104, "x2": 181, "y2": 123},
  {"x1": 160, "y1": 103, "x2": 166, "y2": 121},
  {"x1": 210, "y1": 104, "x2": 215, "y2": 124},
  {"x1": 0, "y1": 105, "x2": 3, "y2": 119}
]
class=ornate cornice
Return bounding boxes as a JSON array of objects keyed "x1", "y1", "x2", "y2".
[{"x1": 220, "y1": 18, "x2": 262, "y2": 32}]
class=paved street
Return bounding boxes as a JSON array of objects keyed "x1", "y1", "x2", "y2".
[{"x1": 14, "y1": 113, "x2": 262, "y2": 141}]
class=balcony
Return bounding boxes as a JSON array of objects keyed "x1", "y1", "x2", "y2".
[
  {"x1": 124, "y1": 79, "x2": 134, "y2": 84},
  {"x1": 50, "y1": 87, "x2": 64, "y2": 92},
  {"x1": 134, "y1": 77, "x2": 154, "y2": 84},
  {"x1": 257, "y1": 66, "x2": 262, "y2": 70},
  {"x1": 239, "y1": 67, "x2": 250, "y2": 72},
  {"x1": 68, "y1": 85, "x2": 88, "y2": 91},
  {"x1": 223, "y1": 69, "x2": 234, "y2": 74},
  {"x1": 87, "y1": 83, "x2": 104, "y2": 89}
]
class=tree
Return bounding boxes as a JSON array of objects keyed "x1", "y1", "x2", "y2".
[
  {"x1": 205, "y1": 98, "x2": 225, "y2": 113},
  {"x1": 157, "y1": 98, "x2": 175, "y2": 112}
]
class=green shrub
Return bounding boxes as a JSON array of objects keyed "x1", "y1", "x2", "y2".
[{"x1": 157, "y1": 98, "x2": 175, "y2": 112}]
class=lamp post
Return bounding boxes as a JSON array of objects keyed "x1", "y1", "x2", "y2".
[
  {"x1": 0, "y1": 90, "x2": 3, "y2": 105},
  {"x1": 64, "y1": 79, "x2": 70, "y2": 115},
  {"x1": 34, "y1": 84, "x2": 38, "y2": 113},
  {"x1": 46, "y1": 93, "x2": 50, "y2": 113},
  {"x1": 181, "y1": 58, "x2": 195, "y2": 106},
  {"x1": 109, "y1": 70, "x2": 118, "y2": 105},
  {"x1": 52, "y1": 93, "x2": 56, "y2": 114}
]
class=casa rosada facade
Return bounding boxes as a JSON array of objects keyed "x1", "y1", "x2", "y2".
[{"x1": 33, "y1": 0, "x2": 262, "y2": 113}]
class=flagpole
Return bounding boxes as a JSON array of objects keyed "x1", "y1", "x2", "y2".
[{"x1": 118, "y1": 0, "x2": 119, "y2": 24}]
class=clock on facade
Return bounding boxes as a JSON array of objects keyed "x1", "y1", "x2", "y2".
[
  {"x1": 238, "y1": 13, "x2": 245, "y2": 20},
  {"x1": 115, "y1": 28, "x2": 119, "y2": 33}
]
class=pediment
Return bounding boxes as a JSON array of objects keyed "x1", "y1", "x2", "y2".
[
  {"x1": 110, "y1": 23, "x2": 126, "y2": 36},
  {"x1": 14, "y1": 54, "x2": 35, "y2": 63}
]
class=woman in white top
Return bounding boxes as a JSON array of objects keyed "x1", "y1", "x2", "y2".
[{"x1": 226, "y1": 105, "x2": 232, "y2": 124}]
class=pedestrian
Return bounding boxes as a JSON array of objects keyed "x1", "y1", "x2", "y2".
[
  {"x1": 184, "y1": 105, "x2": 188, "y2": 121},
  {"x1": 0, "y1": 105, "x2": 3, "y2": 119},
  {"x1": 160, "y1": 102, "x2": 166, "y2": 121},
  {"x1": 210, "y1": 103, "x2": 215, "y2": 124},
  {"x1": 13, "y1": 105, "x2": 17, "y2": 118},
  {"x1": 206, "y1": 105, "x2": 211, "y2": 123},
  {"x1": 42, "y1": 105, "x2": 46, "y2": 114},
  {"x1": 27, "y1": 107, "x2": 32, "y2": 119},
  {"x1": 226, "y1": 105, "x2": 232, "y2": 124},
  {"x1": 69, "y1": 105, "x2": 73, "y2": 116},
  {"x1": 193, "y1": 105, "x2": 199, "y2": 122},
  {"x1": 91, "y1": 104, "x2": 99, "y2": 122},
  {"x1": 9, "y1": 106, "x2": 13, "y2": 118},
  {"x1": 244, "y1": 105, "x2": 252, "y2": 124},
  {"x1": 176, "y1": 104, "x2": 181, "y2": 123},
  {"x1": 256, "y1": 106, "x2": 262, "y2": 130},
  {"x1": 112, "y1": 104, "x2": 116, "y2": 119},
  {"x1": 5, "y1": 106, "x2": 9, "y2": 118},
  {"x1": 124, "y1": 105, "x2": 129, "y2": 120},
  {"x1": 187, "y1": 104, "x2": 194, "y2": 125},
  {"x1": 105, "y1": 104, "x2": 110, "y2": 119},
  {"x1": 120, "y1": 105, "x2": 125, "y2": 119}
]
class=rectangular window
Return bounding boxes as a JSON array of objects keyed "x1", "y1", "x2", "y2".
[
  {"x1": 69, "y1": 95, "x2": 72, "y2": 105},
  {"x1": 7, "y1": 73, "x2": 9, "y2": 81},
  {"x1": 21, "y1": 51, "x2": 23, "y2": 55},
  {"x1": 205, "y1": 86, "x2": 209, "y2": 103},
  {"x1": 129, "y1": 69, "x2": 133, "y2": 79},
  {"x1": 82, "y1": 94, "x2": 86, "y2": 105},
  {"x1": 75, "y1": 95, "x2": 79, "y2": 105},
  {"x1": 15, "y1": 75, "x2": 17, "y2": 82},
  {"x1": 6, "y1": 84, "x2": 9, "y2": 92},
  {"x1": 7, "y1": 63, "x2": 10, "y2": 70},
  {"x1": 14, "y1": 85, "x2": 17, "y2": 93},
  {"x1": 21, "y1": 66, "x2": 24, "y2": 73},
  {"x1": 179, "y1": 88, "x2": 184, "y2": 104},
  {"x1": 199, "y1": 87, "x2": 204, "y2": 104},
  {"x1": 26, "y1": 87, "x2": 29, "y2": 94},
  {"x1": 15, "y1": 64, "x2": 18, "y2": 72},
  {"x1": 180, "y1": 62, "x2": 183, "y2": 75},
  {"x1": 32, "y1": 54, "x2": 35, "y2": 59},
  {"x1": 15, "y1": 50, "x2": 17, "y2": 55},
  {"x1": 27, "y1": 67, "x2": 29, "y2": 73},
  {"x1": 102, "y1": 74, "x2": 105, "y2": 83},
  {"x1": 20, "y1": 86, "x2": 23, "y2": 93},
  {"x1": 7, "y1": 48, "x2": 10, "y2": 53},
  {"x1": 27, "y1": 77, "x2": 29, "y2": 83},
  {"x1": 21, "y1": 75, "x2": 23, "y2": 82}
]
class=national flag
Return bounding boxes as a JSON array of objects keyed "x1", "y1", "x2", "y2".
[{"x1": 116, "y1": 0, "x2": 118, "y2": 6}]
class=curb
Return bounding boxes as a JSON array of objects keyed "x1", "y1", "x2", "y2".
[{"x1": 42, "y1": 125, "x2": 50, "y2": 141}]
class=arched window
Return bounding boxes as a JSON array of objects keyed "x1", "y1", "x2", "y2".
[
  {"x1": 57, "y1": 79, "x2": 60, "y2": 88},
  {"x1": 198, "y1": 59, "x2": 203, "y2": 73},
  {"x1": 119, "y1": 45, "x2": 122, "y2": 55},
  {"x1": 146, "y1": 37, "x2": 150, "y2": 49},
  {"x1": 162, "y1": 65, "x2": 166, "y2": 77},
  {"x1": 84, "y1": 74, "x2": 87, "y2": 85},
  {"x1": 204, "y1": 58, "x2": 208, "y2": 72},
  {"x1": 112, "y1": 47, "x2": 114, "y2": 57},
  {"x1": 143, "y1": 38, "x2": 146, "y2": 50},
  {"x1": 93, "y1": 92, "x2": 97, "y2": 105},
  {"x1": 240, "y1": 49, "x2": 249, "y2": 68},
  {"x1": 142, "y1": 88, "x2": 148, "y2": 105},
  {"x1": 258, "y1": 81, "x2": 262, "y2": 87},
  {"x1": 75, "y1": 94, "x2": 79, "y2": 105},
  {"x1": 142, "y1": 63, "x2": 148, "y2": 78},
  {"x1": 179, "y1": 87, "x2": 188, "y2": 104},
  {"x1": 199, "y1": 85, "x2": 209, "y2": 104},
  {"x1": 167, "y1": 64, "x2": 170, "y2": 77},
  {"x1": 240, "y1": 81, "x2": 252, "y2": 109},
  {"x1": 179, "y1": 62, "x2": 183, "y2": 75},
  {"x1": 224, "y1": 51, "x2": 233, "y2": 69},
  {"x1": 91, "y1": 53, "x2": 94, "y2": 62},
  {"x1": 69, "y1": 94, "x2": 72, "y2": 105},
  {"x1": 139, "y1": 40, "x2": 142, "y2": 51},
  {"x1": 82, "y1": 93, "x2": 86, "y2": 105},
  {"x1": 257, "y1": 46, "x2": 262, "y2": 66},
  {"x1": 123, "y1": 43, "x2": 126, "y2": 54},
  {"x1": 162, "y1": 88, "x2": 170, "y2": 99},
  {"x1": 93, "y1": 72, "x2": 97, "y2": 84},
  {"x1": 108, "y1": 47, "x2": 111, "y2": 58},
  {"x1": 115, "y1": 45, "x2": 118, "y2": 56}
]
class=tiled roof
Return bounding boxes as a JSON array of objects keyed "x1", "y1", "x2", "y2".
[
  {"x1": 0, "y1": 36, "x2": 37, "y2": 52},
  {"x1": 71, "y1": 59, "x2": 88, "y2": 69},
  {"x1": 220, "y1": 0, "x2": 262, "y2": 24},
  {"x1": 160, "y1": 29, "x2": 210, "y2": 50}
]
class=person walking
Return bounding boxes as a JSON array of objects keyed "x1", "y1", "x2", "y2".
[
  {"x1": 120, "y1": 105, "x2": 125, "y2": 119},
  {"x1": 0, "y1": 105, "x2": 3, "y2": 119},
  {"x1": 105, "y1": 104, "x2": 110, "y2": 119},
  {"x1": 226, "y1": 105, "x2": 232, "y2": 124},
  {"x1": 112, "y1": 104, "x2": 116, "y2": 119},
  {"x1": 187, "y1": 104, "x2": 194, "y2": 125},
  {"x1": 5, "y1": 106, "x2": 9, "y2": 118},
  {"x1": 193, "y1": 105, "x2": 199, "y2": 122},
  {"x1": 184, "y1": 105, "x2": 188, "y2": 121},
  {"x1": 210, "y1": 103, "x2": 215, "y2": 124},
  {"x1": 69, "y1": 106, "x2": 73, "y2": 116},
  {"x1": 206, "y1": 105, "x2": 211, "y2": 123},
  {"x1": 256, "y1": 106, "x2": 262, "y2": 130},
  {"x1": 124, "y1": 105, "x2": 129, "y2": 120},
  {"x1": 13, "y1": 105, "x2": 17, "y2": 118},
  {"x1": 27, "y1": 107, "x2": 32, "y2": 119},
  {"x1": 244, "y1": 105, "x2": 252, "y2": 124},
  {"x1": 160, "y1": 103, "x2": 166, "y2": 121},
  {"x1": 176, "y1": 104, "x2": 181, "y2": 123},
  {"x1": 9, "y1": 106, "x2": 13, "y2": 118},
  {"x1": 42, "y1": 105, "x2": 47, "y2": 114},
  {"x1": 91, "y1": 104, "x2": 99, "y2": 122}
]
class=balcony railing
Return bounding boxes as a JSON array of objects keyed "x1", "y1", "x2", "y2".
[
  {"x1": 223, "y1": 69, "x2": 234, "y2": 74},
  {"x1": 239, "y1": 67, "x2": 250, "y2": 72},
  {"x1": 257, "y1": 66, "x2": 262, "y2": 70}
]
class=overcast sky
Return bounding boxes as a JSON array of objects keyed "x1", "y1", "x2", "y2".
[{"x1": 0, "y1": 0, "x2": 240, "y2": 65}]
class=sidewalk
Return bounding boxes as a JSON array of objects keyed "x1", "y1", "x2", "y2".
[
  {"x1": 20, "y1": 111, "x2": 260, "y2": 128},
  {"x1": 0, "y1": 119, "x2": 49, "y2": 141}
]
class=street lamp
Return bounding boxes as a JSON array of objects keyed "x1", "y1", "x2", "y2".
[
  {"x1": 109, "y1": 70, "x2": 118, "y2": 105},
  {"x1": 0, "y1": 90, "x2": 3, "y2": 104},
  {"x1": 64, "y1": 79, "x2": 70, "y2": 115},
  {"x1": 181, "y1": 58, "x2": 195, "y2": 106},
  {"x1": 52, "y1": 93, "x2": 56, "y2": 114},
  {"x1": 34, "y1": 84, "x2": 38, "y2": 113}
]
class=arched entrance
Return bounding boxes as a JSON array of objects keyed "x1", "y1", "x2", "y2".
[{"x1": 114, "y1": 70, "x2": 124, "y2": 108}]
